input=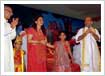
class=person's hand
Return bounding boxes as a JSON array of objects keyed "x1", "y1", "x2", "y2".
[
  {"x1": 85, "y1": 29, "x2": 90, "y2": 34},
  {"x1": 40, "y1": 40, "x2": 47, "y2": 45},
  {"x1": 46, "y1": 42, "x2": 55, "y2": 49},
  {"x1": 11, "y1": 18, "x2": 19, "y2": 29},
  {"x1": 48, "y1": 48, "x2": 54, "y2": 55},
  {"x1": 89, "y1": 27, "x2": 95, "y2": 34}
]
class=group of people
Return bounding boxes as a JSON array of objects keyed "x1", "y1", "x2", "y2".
[{"x1": 4, "y1": 5, "x2": 101, "y2": 72}]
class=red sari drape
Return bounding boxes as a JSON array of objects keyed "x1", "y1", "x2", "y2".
[{"x1": 27, "y1": 28, "x2": 47, "y2": 72}]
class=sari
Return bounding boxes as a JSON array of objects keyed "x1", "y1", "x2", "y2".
[{"x1": 27, "y1": 28, "x2": 47, "y2": 72}]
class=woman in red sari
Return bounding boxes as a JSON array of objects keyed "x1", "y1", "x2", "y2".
[{"x1": 27, "y1": 15, "x2": 47, "y2": 72}]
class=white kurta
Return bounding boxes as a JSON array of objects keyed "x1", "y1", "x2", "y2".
[
  {"x1": 4, "y1": 19, "x2": 16, "y2": 72},
  {"x1": 75, "y1": 27, "x2": 101, "y2": 72}
]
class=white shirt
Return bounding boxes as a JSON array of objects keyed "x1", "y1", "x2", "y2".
[{"x1": 4, "y1": 18, "x2": 16, "y2": 72}]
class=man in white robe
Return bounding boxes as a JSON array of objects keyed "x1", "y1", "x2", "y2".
[
  {"x1": 4, "y1": 5, "x2": 19, "y2": 72},
  {"x1": 75, "y1": 17, "x2": 101, "y2": 72}
]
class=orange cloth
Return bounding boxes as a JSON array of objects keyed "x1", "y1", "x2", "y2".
[{"x1": 14, "y1": 48, "x2": 25, "y2": 72}]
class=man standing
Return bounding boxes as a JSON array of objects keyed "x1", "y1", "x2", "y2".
[
  {"x1": 75, "y1": 16, "x2": 101, "y2": 72},
  {"x1": 4, "y1": 5, "x2": 19, "y2": 72}
]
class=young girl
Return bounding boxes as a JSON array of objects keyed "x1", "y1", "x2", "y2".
[
  {"x1": 47, "y1": 31, "x2": 74, "y2": 72},
  {"x1": 13, "y1": 36, "x2": 25, "y2": 72}
]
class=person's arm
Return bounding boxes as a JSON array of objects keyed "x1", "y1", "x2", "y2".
[
  {"x1": 10, "y1": 18, "x2": 19, "y2": 40},
  {"x1": 75, "y1": 29, "x2": 83, "y2": 42},
  {"x1": 66, "y1": 41, "x2": 73, "y2": 61},
  {"x1": 91, "y1": 32, "x2": 99, "y2": 41},
  {"x1": 4, "y1": 23, "x2": 16, "y2": 40},
  {"x1": 78, "y1": 29, "x2": 89, "y2": 41},
  {"x1": 11, "y1": 18, "x2": 19, "y2": 29},
  {"x1": 43, "y1": 37, "x2": 55, "y2": 48},
  {"x1": 27, "y1": 34, "x2": 41, "y2": 44},
  {"x1": 10, "y1": 27, "x2": 16, "y2": 40},
  {"x1": 90, "y1": 28, "x2": 100, "y2": 41},
  {"x1": 46, "y1": 43, "x2": 55, "y2": 48}
]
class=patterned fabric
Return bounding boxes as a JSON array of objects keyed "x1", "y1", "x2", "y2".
[
  {"x1": 54, "y1": 41, "x2": 70, "y2": 72},
  {"x1": 14, "y1": 48, "x2": 25, "y2": 72}
]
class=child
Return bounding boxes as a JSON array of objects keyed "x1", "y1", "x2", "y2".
[
  {"x1": 47, "y1": 31, "x2": 73, "y2": 72},
  {"x1": 13, "y1": 36, "x2": 25, "y2": 72}
]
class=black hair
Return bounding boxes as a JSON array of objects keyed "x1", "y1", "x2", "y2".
[
  {"x1": 84, "y1": 16, "x2": 93, "y2": 21},
  {"x1": 22, "y1": 24, "x2": 28, "y2": 30},
  {"x1": 58, "y1": 30, "x2": 67, "y2": 40},
  {"x1": 32, "y1": 15, "x2": 46, "y2": 35},
  {"x1": 58, "y1": 31, "x2": 66, "y2": 36}
]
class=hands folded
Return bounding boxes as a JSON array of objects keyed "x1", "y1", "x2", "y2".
[{"x1": 85, "y1": 27, "x2": 95, "y2": 35}]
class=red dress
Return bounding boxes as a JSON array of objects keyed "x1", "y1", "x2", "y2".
[{"x1": 27, "y1": 28, "x2": 47, "y2": 72}]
